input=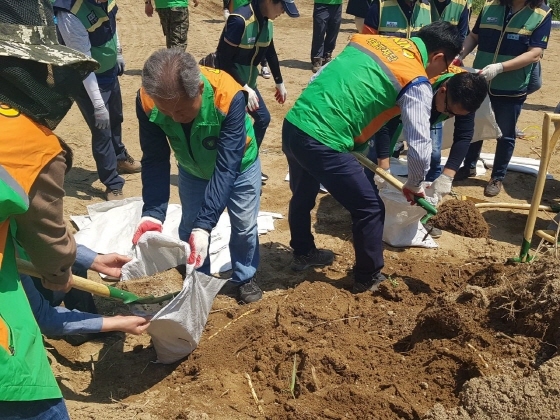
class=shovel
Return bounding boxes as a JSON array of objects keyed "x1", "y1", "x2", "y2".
[
  {"x1": 351, "y1": 151, "x2": 437, "y2": 224},
  {"x1": 460, "y1": 195, "x2": 560, "y2": 212},
  {"x1": 16, "y1": 258, "x2": 179, "y2": 309}
]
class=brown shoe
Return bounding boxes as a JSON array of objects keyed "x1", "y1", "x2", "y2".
[
  {"x1": 105, "y1": 187, "x2": 124, "y2": 201},
  {"x1": 312, "y1": 57, "x2": 323, "y2": 73},
  {"x1": 117, "y1": 152, "x2": 141, "y2": 174},
  {"x1": 484, "y1": 179, "x2": 502, "y2": 197}
]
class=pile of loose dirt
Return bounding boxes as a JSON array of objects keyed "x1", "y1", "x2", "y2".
[
  {"x1": 432, "y1": 200, "x2": 489, "y2": 238},
  {"x1": 51, "y1": 255, "x2": 560, "y2": 420},
  {"x1": 423, "y1": 356, "x2": 560, "y2": 420},
  {"x1": 117, "y1": 265, "x2": 185, "y2": 296}
]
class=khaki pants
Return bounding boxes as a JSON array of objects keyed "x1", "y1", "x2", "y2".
[{"x1": 157, "y1": 7, "x2": 189, "y2": 49}]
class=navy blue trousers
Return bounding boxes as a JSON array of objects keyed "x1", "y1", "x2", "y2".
[
  {"x1": 282, "y1": 119, "x2": 385, "y2": 283},
  {"x1": 74, "y1": 78, "x2": 126, "y2": 190},
  {"x1": 311, "y1": 3, "x2": 342, "y2": 60}
]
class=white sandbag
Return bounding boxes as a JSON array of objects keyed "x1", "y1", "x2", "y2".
[
  {"x1": 479, "y1": 153, "x2": 554, "y2": 179},
  {"x1": 72, "y1": 198, "x2": 282, "y2": 275},
  {"x1": 147, "y1": 270, "x2": 228, "y2": 364},
  {"x1": 121, "y1": 232, "x2": 190, "y2": 280},
  {"x1": 379, "y1": 179, "x2": 438, "y2": 248}
]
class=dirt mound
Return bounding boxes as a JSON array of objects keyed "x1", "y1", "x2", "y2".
[
  {"x1": 117, "y1": 266, "x2": 185, "y2": 296},
  {"x1": 432, "y1": 200, "x2": 489, "y2": 238},
  {"x1": 486, "y1": 260, "x2": 560, "y2": 352},
  {"x1": 423, "y1": 356, "x2": 560, "y2": 420},
  {"x1": 411, "y1": 296, "x2": 467, "y2": 343}
]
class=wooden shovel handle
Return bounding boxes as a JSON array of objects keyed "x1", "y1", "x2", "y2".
[
  {"x1": 16, "y1": 258, "x2": 140, "y2": 303},
  {"x1": 351, "y1": 152, "x2": 438, "y2": 222}
]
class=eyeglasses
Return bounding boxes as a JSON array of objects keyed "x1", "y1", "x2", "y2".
[{"x1": 444, "y1": 89, "x2": 457, "y2": 117}]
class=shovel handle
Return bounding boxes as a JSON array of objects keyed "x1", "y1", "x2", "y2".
[
  {"x1": 16, "y1": 258, "x2": 142, "y2": 304},
  {"x1": 351, "y1": 152, "x2": 438, "y2": 223}
]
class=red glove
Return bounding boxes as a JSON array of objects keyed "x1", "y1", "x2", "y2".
[
  {"x1": 402, "y1": 181, "x2": 426, "y2": 205},
  {"x1": 132, "y1": 216, "x2": 163, "y2": 245},
  {"x1": 275, "y1": 83, "x2": 287, "y2": 104},
  {"x1": 451, "y1": 55, "x2": 463, "y2": 67}
]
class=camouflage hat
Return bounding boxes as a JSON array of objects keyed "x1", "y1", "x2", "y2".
[{"x1": 0, "y1": 0, "x2": 98, "y2": 73}]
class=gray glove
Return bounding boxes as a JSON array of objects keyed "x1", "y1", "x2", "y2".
[
  {"x1": 117, "y1": 51, "x2": 125, "y2": 76},
  {"x1": 93, "y1": 104, "x2": 110, "y2": 130},
  {"x1": 430, "y1": 174, "x2": 453, "y2": 202}
]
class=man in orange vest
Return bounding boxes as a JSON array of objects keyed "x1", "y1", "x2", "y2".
[{"x1": 0, "y1": 0, "x2": 99, "y2": 417}]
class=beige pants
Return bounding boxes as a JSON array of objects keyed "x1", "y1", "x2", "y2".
[{"x1": 354, "y1": 17, "x2": 364, "y2": 33}]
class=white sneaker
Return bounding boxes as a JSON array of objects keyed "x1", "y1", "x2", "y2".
[{"x1": 261, "y1": 66, "x2": 271, "y2": 79}]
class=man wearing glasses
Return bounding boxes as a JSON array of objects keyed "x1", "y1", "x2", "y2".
[
  {"x1": 282, "y1": 22, "x2": 464, "y2": 293},
  {"x1": 374, "y1": 67, "x2": 488, "y2": 207}
]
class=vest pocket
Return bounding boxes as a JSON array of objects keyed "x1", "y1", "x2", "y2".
[{"x1": 0, "y1": 314, "x2": 14, "y2": 356}]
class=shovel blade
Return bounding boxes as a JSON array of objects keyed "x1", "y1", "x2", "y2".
[{"x1": 461, "y1": 195, "x2": 488, "y2": 204}]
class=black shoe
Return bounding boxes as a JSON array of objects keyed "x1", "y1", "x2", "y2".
[
  {"x1": 455, "y1": 165, "x2": 477, "y2": 181},
  {"x1": 352, "y1": 272, "x2": 387, "y2": 294},
  {"x1": 290, "y1": 248, "x2": 334, "y2": 271},
  {"x1": 238, "y1": 277, "x2": 263, "y2": 303},
  {"x1": 261, "y1": 172, "x2": 269, "y2": 184},
  {"x1": 422, "y1": 222, "x2": 442, "y2": 239},
  {"x1": 323, "y1": 52, "x2": 333, "y2": 64}
]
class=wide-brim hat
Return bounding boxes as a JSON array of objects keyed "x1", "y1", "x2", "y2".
[{"x1": 0, "y1": 0, "x2": 98, "y2": 73}]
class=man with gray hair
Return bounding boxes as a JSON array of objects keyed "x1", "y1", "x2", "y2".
[{"x1": 133, "y1": 49, "x2": 263, "y2": 304}]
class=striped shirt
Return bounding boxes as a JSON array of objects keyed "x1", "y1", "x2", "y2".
[{"x1": 396, "y1": 81, "x2": 433, "y2": 186}]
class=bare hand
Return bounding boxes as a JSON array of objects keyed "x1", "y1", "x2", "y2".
[
  {"x1": 102, "y1": 315, "x2": 151, "y2": 335},
  {"x1": 42, "y1": 273, "x2": 73, "y2": 293},
  {"x1": 90, "y1": 253, "x2": 132, "y2": 278},
  {"x1": 145, "y1": 2, "x2": 154, "y2": 17}
]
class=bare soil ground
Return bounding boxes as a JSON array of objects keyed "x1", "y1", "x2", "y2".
[{"x1": 49, "y1": 0, "x2": 560, "y2": 418}]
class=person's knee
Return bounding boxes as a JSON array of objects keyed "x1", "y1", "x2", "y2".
[{"x1": 256, "y1": 109, "x2": 271, "y2": 130}]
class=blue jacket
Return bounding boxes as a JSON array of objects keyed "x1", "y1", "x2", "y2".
[{"x1": 22, "y1": 245, "x2": 103, "y2": 336}]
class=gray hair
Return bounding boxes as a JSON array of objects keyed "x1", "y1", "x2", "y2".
[{"x1": 142, "y1": 48, "x2": 201, "y2": 100}]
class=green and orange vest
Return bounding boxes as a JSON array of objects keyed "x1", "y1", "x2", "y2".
[
  {"x1": 286, "y1": 34, "x2": 430, "y2": 152},
  {"x1": 0, "y1": 105, "x2": 63, "y2": 401},
  {"x1": 139, "y1": 67, "x2": 258, "y2": 180}
]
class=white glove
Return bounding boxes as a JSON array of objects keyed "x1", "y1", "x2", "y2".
[
  {"x1": 116, "y1": 50, "x2": 125, "y2": 76},
  {"x1": 275, "y1": 83, "x2": 287, "y2": 104},
  {"x1": 402, "y1": 180, "x2": 426, "y2": 204},
  {"x1": 374, "y1": 167, "x2": 390, "y2": 190},
  {"x1": 186, "y1": 228, "x2": 210, "y2": 275},
  {"x1": 223, "y1": 8, "x2": 230, "y2": 21},
  {"x1": 243, "y1": 84, "x2": 259, "y2": 111},
  {"x1": 429, "y1": 174, "x2": 453, "y2": 203},
  {"x1": 132, "y1": 216, "x2": 163, "y2": 245},
  {"x1": 93, "y1": 103, "x2": 110, "y2": 130},
  {"x1": 479, "y1": 63, "x2": 503, "y2": 81}
]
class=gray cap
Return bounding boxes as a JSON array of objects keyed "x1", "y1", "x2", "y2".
[{"x1": 0, "y1": 0, "x2": 98, "y2": 72}]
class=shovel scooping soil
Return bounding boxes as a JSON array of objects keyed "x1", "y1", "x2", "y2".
[
  {"x1": 116, "y1": 265, "x2": 186, "y2": 297},
  {"x1": 431, "y1": 200, "x2": 489, "y2": 238}
]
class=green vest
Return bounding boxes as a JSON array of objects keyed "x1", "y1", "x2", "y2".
[
  {"x1": 378, "y1": 0, "x2": 432, "y2": 37},
  {"x1": 55, "y1": 0, "x2": 118, "y2": 74},
  {"x1": 231, "y1": 6, "x2": 273, "y2": 88},
  {"x1": 154, "y1": 0, "x2": 189, "y2": 7},
  {"x1": 430, "y1": 0, "x2": 467, "y2": 25},
  {"x1": 286, "y1": 35, "x2": 429, "y2": 152},
  {"x1": 0, "y1": 170, "x2": 61, "y2": 402},
  {"x1": 315, "y1": 0, "x2": 343, "y2": 4},
  {"x1": 473, "y1": 0, "x2": 550, "y2": 96},
  {"x1": 142, "y1": 74, "x2": 258, "y2": 180}
]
